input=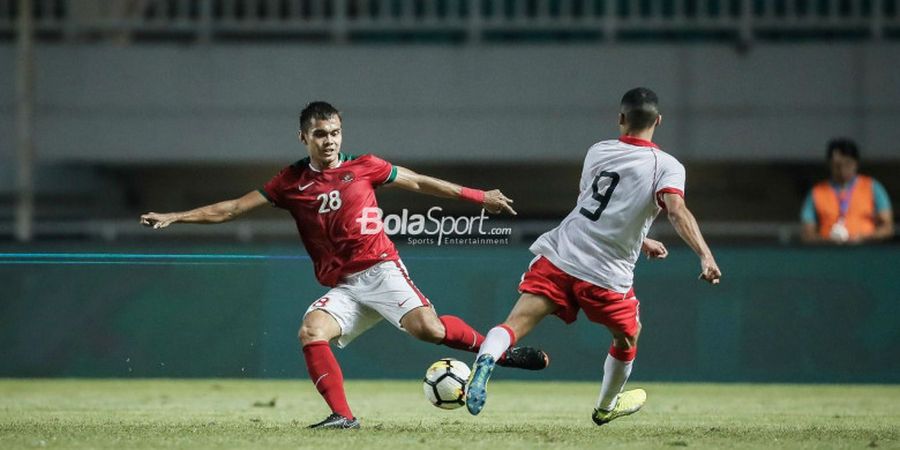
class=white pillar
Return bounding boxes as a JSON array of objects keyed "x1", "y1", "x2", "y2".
[{"x1": 15, "y1": 0, "x2": 36, "y2": 242}]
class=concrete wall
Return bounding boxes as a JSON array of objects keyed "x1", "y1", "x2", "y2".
[{"x1": 1, "y1": 43, "x2": 899, "y2": 165}]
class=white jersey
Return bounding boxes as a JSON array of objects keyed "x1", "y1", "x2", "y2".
[{"x1": 530, "y1": 136, "x2": 686, "y2": 292}]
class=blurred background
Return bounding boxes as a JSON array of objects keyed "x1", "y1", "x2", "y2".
[{"x1": 1, "y1": 0, "x2": 898, "y2": 383}]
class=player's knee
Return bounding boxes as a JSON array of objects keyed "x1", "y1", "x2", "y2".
[
  {"x1": 400, "y1": 307, "x2": 445, "y2": 343},
  {"x1": 298, "y1": 325, "x2": 316, "y2": 346},
  {"x1": 299, "y1": 310, "x2": 341, "y2": 346},
  {"x1": 407, "y1": 319, "x2": 445, "y2": 344},
  {"x1": 298, "y1": 321, "x2": 329, "y2": 346},
  {"x1": 612, "y1": 329, "x2": 640, "y2": 350},
  {"x1": 616, "y1": 335, "x2": 638, "y2": 349}
]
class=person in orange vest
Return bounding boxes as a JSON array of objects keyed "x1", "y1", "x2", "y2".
[{"x1": 801, "y1": 138, "x2": 893, "y2": 244}]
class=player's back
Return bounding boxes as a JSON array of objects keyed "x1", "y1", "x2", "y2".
[{"x1": 530, "y1": 137, "x2": 685, "y2": 292}]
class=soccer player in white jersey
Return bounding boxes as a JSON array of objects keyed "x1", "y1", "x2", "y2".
[{"x1": 465, "y1": 87, "x2": 722, "y2": 425}]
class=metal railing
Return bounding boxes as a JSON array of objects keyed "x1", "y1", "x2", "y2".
[{"x1": 0, "y1": 0, "x2": 898, "y2": 43}]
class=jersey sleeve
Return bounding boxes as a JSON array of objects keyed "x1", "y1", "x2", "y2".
[
  {"x1": 872, "y1": 179, "x2": 893, "y2": 213},
  {"x1": 361, "y1": 154, "x2": 398, "y2": 186},
  {"x1": 655, "y1": 156, "x2": 686, "y2": 209},
  {"x1": 260, "y1": 166, "x2": 291, "y2": 208}
]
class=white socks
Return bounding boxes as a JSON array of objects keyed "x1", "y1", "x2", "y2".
[
  {"x1": 476, "y1": 326, "x2": 514, "y2": 361},
  {"x1": 596, "y1": 353, "x2": 634, "y2": 411}
]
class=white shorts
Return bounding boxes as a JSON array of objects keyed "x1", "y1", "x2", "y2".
[{"x1": 304, "y1": 258, "x2": 432, "y2": 348}]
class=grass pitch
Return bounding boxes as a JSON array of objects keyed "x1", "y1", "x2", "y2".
[{"x1": 1, "y1": 379, "x2": 897, "y2": 449}]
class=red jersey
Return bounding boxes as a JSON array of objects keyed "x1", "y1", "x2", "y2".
[{"x1": 260, "y1": 153, "x2": 400, "y2": 287}]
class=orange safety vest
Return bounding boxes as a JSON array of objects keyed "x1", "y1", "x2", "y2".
[{"x1": 811, "y1": 175, "x2": 876, "y2": 239}]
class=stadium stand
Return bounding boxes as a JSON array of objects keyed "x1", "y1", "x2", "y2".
[
  {"x1": 1, "y1": 0, "x2": 898, "y2": 242},
  {"x1": 1, "y1": 0, "x2": 899, "y2": 44}
]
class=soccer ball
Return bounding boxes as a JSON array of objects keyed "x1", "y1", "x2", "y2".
[{"x1": 422, "y1": 358, "x2": 471, "y2": 410}]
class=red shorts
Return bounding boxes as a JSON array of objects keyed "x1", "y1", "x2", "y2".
[{"x1": 518, "y1": 256, "x2": 640, "y2": 337}]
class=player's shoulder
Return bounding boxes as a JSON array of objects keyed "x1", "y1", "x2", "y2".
[
  {"x1": 341, "y1": 154, "x2": 395, "y2": 182},
  {"x1": 583, "y1": 139, "x2": 623, "y2": 163},
  {"x1": 588, "y1": 138, "x2": 667, "y2": 154},
  {"x1": 587, "y1": 139, "x2": 621, "y2": 152},
  {"x1": 265, "y1": 158, "x2": 307, "y2": 191},
  {"x1": 342, "y1": 153, "x2": 388, "y2": 166},
  {"x1": 656, "y1": 148, "x2": 682, "y2": 165},
  {"x1": 651, "y1": 147, "x2": 684, "y2": 171},
  {"x1": 289, "y1": 157, "x2": 311, "y2": 170},
  {"x1": 274, "y1": 158, "x2": 309, "y2": 177}
]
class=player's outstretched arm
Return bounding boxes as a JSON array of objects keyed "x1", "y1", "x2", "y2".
[
  {"x1": 140, "y1": 190, "x2": 269, "y2": 229},
  {"x1": 391, "y1": 166, "x2": 517, "y2": 215},
  {"x1": 662, "y1": 193, "x2": 722, "y2": 284}
]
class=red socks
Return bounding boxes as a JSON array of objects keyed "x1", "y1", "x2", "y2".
[
  {"x1": 302, "y1": 341, "x2": 353, "y2": 419},
  {"x1": 302, "y1": 316, "x2": 495, "y2": 419},
  {"x1": 438, "y1": 315, "x2": 485, "y2": 352},
  {"x1": 609, "y1": 343, "x2": 637, "y2": 362}
]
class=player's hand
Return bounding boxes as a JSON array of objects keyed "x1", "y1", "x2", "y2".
[
  {"x1": 140, "y1": 212, "x2": 178, "y2": 229},
  {"x1": 699, "y1": 256, "x2": 722, "y2": 285},
  {"x1": 482, "y1": 189, "x2": 517, "y2": 215},
  {"x1": 641, "y1": 238, "x2": 668, "y2": 259}
]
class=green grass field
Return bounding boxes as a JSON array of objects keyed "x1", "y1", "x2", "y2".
[{"x1": 1, "y1": 379, "x2": 897, "y2": 449}]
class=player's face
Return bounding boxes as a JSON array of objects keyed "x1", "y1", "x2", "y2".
[
  {"x1": 300, "y1": 116, "x2": 343, "y2": 169},
  {"x1": 829, "y1": 152, "x2": 857, "y2": 184}
]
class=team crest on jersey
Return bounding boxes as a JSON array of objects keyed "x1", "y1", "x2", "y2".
[{"x1": 341, "y1": 172, "x2": 355, "y2": 182}]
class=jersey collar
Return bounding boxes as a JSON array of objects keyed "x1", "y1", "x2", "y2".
[
  {"x1": 619, "y1": 135, "x2": 660, "y2": 149},
  {"x1": 308, "y1": 155, "x2": 344, "y2": 172}
]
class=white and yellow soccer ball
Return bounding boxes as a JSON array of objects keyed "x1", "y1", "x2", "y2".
[{"x1": 422, "y1": 358, "x2": 471, "y2": 410}]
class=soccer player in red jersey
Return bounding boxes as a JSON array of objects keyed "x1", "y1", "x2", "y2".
[{"x1": 140, "y1": 101, "x2": 549, "y2": 429}]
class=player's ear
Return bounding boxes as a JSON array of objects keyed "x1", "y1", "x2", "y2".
[
  {"x1": 298, "y1": 130, "x2": 307, "y2": 145},
  {"x1": 618, "y1": 113, "x2": 626, "y2": 126},
  {"x1": 656, "y1": 114, "x2": 662, "y2": 128}
]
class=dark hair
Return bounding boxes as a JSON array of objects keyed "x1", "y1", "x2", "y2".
[
  {"x1": 826, "y1": 138, "x2": 859, "y2": 162},
  {"x1": 620, "y1": 87, "x2": 660, "y2": 131},
  {"x1": 299, "y1": 101, "x2": 341, "y2": 134}
]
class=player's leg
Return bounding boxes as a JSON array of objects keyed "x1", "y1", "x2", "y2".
[
  {"x1": 377, "y1": 259, "x2": 548, "y2": 369},
  {"x1": 476, "y1": 256, "x2": 576, "y2": 366},
  {"x1": 577, "y1": 284, "x2": 645, "y2": 425},
  {"x1": 373, "y1": 259, "x2": 484, "y2": 350},
  {"x1": 467, "y1": 256, "x2": 577, "y2": 416},
  {"x1": 477, "y1": 292, "x2": 558, "y2": 361},
  {"x1": 398, "y1": 303, "x2": 550, "y2": 370},
  {"x1": 399, "y1": 305, "x2": 472, "y2": 346},
  {"x1": 299, "y1": 290, "x2": 381, "y2": 430},
  {"x1": 465, "y1": 292, "x2": 558, "y2": 415},
  {"x1": 591, "y1": 323, "x2": 643, "y2": 425},
  {"x1": 299, "y1": 310, "x2": 358, "y2": 429}
]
